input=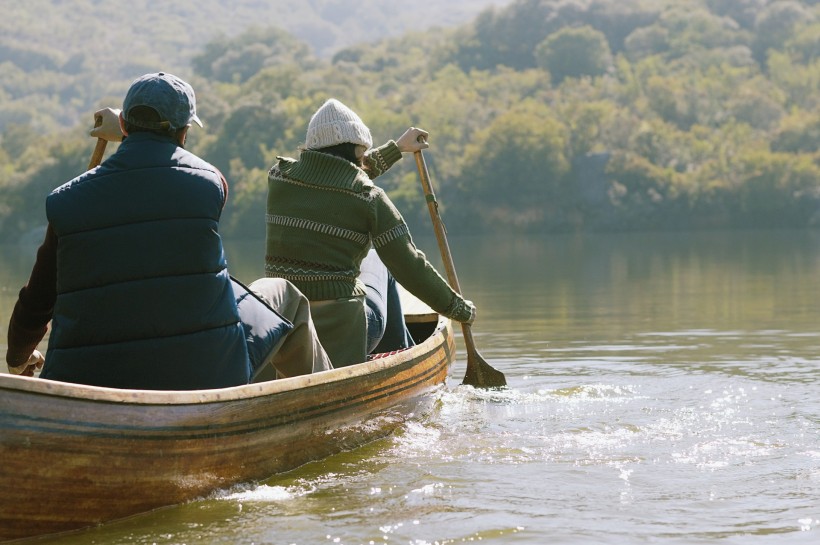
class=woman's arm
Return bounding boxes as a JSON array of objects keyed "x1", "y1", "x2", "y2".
[{"x1": 364, "y1": 127, "x2": 429, "y2": 178}]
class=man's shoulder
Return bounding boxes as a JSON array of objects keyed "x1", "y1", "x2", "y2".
[
  {"x1": 174, "y1": 147, "x2": 219, "y2": 173},
  {"x1": 48, "y1": 167, "x2": 98, "y2": 198}
]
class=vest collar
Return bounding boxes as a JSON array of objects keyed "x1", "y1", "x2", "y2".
[{"x1": 121, "y1": 132, "x2": 179, "y2": 144}]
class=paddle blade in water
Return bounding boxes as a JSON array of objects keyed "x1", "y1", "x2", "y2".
[{"x1": 462, "y1": 348, "x2": 507, "y2": 388}]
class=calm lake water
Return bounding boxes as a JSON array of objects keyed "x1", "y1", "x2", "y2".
[{"x1": 1, "y1": 230, "x2": 818, "y2": 544}]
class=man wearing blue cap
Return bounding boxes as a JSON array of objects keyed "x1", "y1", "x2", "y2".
[{"x1": 5, "y1": 72, "x2": 332, "y2": 389}]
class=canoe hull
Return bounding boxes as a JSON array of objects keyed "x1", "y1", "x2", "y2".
[{"x1": 0, "y1": 316, "x2": 453, "y2": 541}]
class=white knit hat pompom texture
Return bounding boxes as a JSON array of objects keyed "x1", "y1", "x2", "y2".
[{"x1": 306, "y1": 99, "x2": 373, "y2": 150}]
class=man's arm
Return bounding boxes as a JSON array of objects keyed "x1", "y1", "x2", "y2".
[
  {"x1": 217, "y1": 170, "x2": 229, "y2": 209},
  {"x1": 6, "y1": 224, "x2": 58, "y2": 373}
]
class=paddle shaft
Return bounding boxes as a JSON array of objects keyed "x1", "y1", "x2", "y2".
[
  {"x1": 88, "y1": 111, "x2": 108, "y2": 169},
  {"x1": 413, "y1": 152, "x2": 478, "y2": 349},
  {"x1": 88, "y1": 138, "x2": 107, "y2": 169},
  {"x1": 413, "y1": 149, "x2": 506, "y2": 387}
]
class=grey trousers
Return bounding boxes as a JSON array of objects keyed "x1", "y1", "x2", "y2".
[{"x1": 248, "y1": 278, "x2": 333, "y2": 381}]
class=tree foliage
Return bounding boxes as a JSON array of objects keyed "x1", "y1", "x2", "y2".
[
  {"x1": 192, "y1": 28, "x2": 317, "y2": 84},
  {"x1": 451, "y1": 99, "x2": 571, "y2": 231},
  {"x1": 2, "y1": 0, "x2": 820, "y2": 241},
  {"x1": 535, "y1": 26, "x2": 613, "y2": 82}
]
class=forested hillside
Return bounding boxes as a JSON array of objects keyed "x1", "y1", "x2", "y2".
[
  {"x1": 1, "y1": 0, "x2": 819, "y2": 242},
  {"x1": 0, "y1": 0, "x2": 512, "y2": 133}
]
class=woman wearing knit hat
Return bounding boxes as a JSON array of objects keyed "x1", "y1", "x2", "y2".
[{"x1": 265, "y1": 99, "x2": 476, "y2": 367}]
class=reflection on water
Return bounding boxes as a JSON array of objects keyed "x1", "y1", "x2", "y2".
[
  {"x1": 467, "y1": 230, "x2": 820, "y2": 339},
  {"x1": 2, "y1": 230, "x2": 819, "y2": 544}
]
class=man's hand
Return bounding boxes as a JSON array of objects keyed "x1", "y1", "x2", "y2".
[
  {"x1": 90, "y1": 108, "x2": 124, "y2": 142},
  {"x1": 8, "y1": 350, "x2": 45, "y2": 377}
]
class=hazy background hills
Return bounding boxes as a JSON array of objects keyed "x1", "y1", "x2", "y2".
[
  {"x1": 1, "y1": 0, "x2": 513, "y2": 132},
  {"x1": 1, "y1": 0, "x2": 819, "y2": 242}
]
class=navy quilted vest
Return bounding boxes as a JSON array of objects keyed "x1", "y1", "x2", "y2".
[{"x1": 41, "y1": 133, "x2": 250, "y2": 389}]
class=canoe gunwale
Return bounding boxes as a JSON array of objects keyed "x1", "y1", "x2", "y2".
[{"x1": 0, "y1": 314, "x2": 450, "y2": 405}]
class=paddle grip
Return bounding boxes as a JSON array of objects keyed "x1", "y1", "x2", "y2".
[{"x1": 87, "y1": 114, "x2": 108, "y2": 169}]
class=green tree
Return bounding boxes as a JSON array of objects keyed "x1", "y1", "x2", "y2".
[
  {"x1": 786, "y1": 21, "x2": 820, "y2": 63},
  {"x1": 753, "y1": 1, "x2": 814, "y2": 65},
  {"x1": 767, "y1": 50, "x2": 820, "y2": 110},
  {"x1": 726, "y1": 78, "x2": 786, "y2": 130},
  {"x1": 584, "y1": 0, "x2": 663, "y2": 53},
  {"x1": 0, "y1": 123, "x2": 39, "y2": 161},
  {"x1": 732, "y1": 150, "x2": 820, "y2": 227},
  {"x1": 448, "y1": 0, "x2": 559, "y2": 71},
  {"x1": 661, "y1": 6, "x2": 751, "y2": 57},
  {"x1": 202, "y1": 103, "x2": 291, "y2": 176},
  {"x1": 705, "y1": 0, "x2": 767, "y2": 30},
  {"x1": 192, "y1": 27, "x2": 316, "y2": 84},
  {"x1": 624, "y1": 6, "x2": 751, "y2": 63},
  {"x1": 535, "y1": 26, "x2": 613, "y2": 83},
  {"x1": 0, "y1": 137, "x2": 88, "y2": 241},
  {"x1": 771, "y1": 111, "x2": 820, "y2": 153},
  {"x1": 604, "y1": 151, "x2": 690, "y2": 229},
  {"x1": 219, "y1": 163, "x2": 270, "y2": 238},
  {"x1": 554, "y1": 92, "x2": 619, "y2": 158},
  {"x1": 451, "y1": 99, "x2": 571, "y2": 231},
  {"x1": 623, "y1": 25, "x2": 671, "y2": 61}
]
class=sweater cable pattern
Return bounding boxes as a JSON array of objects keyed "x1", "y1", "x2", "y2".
[
  {"x1": 372, "y1": 223, "x2": 410, "y2": 249},
  {"x1": 266, "y1": 214, "x2": 371, "y2": 246}
]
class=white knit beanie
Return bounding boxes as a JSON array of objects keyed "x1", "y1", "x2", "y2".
[{"x1": 305, "y1": 99, "x2": 373, "y2": 150}]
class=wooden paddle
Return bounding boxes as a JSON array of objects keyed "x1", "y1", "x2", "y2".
[
  {"x1": 413, "y1": 146, "x2": 507, "y2": 388},
  {"x1": 88, "y1": 114, "x2": 108, "y2": 169}
]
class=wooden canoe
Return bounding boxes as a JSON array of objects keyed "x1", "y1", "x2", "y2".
[{"x1": 0, "y1": 300, "x2": 453, "y2": 542}]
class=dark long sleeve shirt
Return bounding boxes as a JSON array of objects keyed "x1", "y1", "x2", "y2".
[{"x1": 6, "y1": 226, "x2": 57, "y2": 367}]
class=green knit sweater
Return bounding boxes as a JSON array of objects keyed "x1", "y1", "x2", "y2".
[{"x1": 265, "y1": 141, "x2": 472, "y2": 322}]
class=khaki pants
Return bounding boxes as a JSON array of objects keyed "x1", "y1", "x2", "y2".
[
  {"x1": 248, "y1": 278, "x2": 333, "y2": 381},
  {"x1": 308, "y1": 250, "x2": 415, "y2": 367},
  {"x1": 310, "y1": 295, "x2": 368, "y2": 368}
]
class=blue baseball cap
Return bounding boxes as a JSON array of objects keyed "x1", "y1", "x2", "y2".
[{"x1": 122, "y1": 72, "x2": 203, "y2": 130}]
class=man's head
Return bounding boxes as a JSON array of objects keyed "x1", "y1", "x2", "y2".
[{"x1": 121, "y1": 72, "x2": 202, "y2": 139}]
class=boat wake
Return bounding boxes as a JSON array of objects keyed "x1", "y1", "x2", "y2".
[{"x1": 213, "y1": 483, "x2": 307, "y2": 502}]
